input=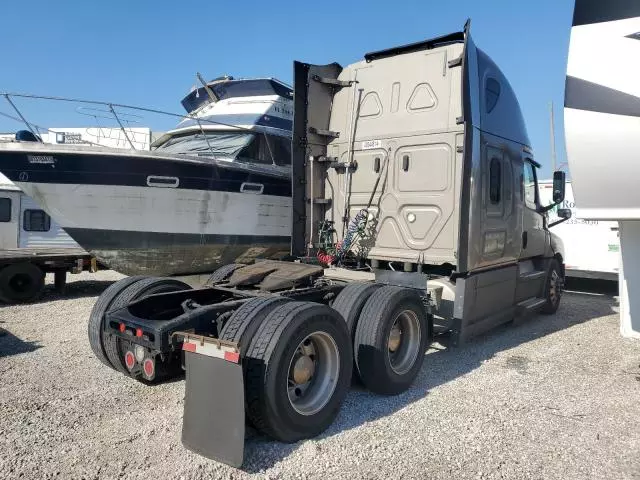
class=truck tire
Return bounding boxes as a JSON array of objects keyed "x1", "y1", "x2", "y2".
[
  {"x1": 88, "y1": 276, "x2": 147, "y2": 369},
  {"x1": 219, "y1": 296, "x2": 292, "y2": 428},
  {"x1": 331, "y1": 282, "x2": 382, "y2": 340},
  {"x1": 244, "y1": 301, "x2": 352, "y2": 443},
  {"x1": 331, "y1": 282, "x2": 382, "y2": 381},
  {"x1": 204, "y1": 263, "x2": 244, "y2": 286},
  {"x1": 541, "y1": 258, "x2": 563, "y2": 315},
  {"x1": 219, "y1": 296, "x2": 291, "y2": 356},
  {"x1": 0, "y1": 263, "x2": 45, "y2": 304},
  {"x1": 103, "y1": 277, "x2": 192, "y2": 377},
  {"x1": 354, "y1": 286, "x2": 428, "y2": 395}
]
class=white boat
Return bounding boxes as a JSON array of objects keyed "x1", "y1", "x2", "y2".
[{"x1": 0, "y1": 76, "x2": 294, "y2": 276}]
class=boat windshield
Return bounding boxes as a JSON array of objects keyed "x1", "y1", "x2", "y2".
[{"x1": 153, "y1": 131, "x2": 255, "y2": 158}]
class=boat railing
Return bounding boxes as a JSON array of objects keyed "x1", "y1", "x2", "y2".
[{"x1": 0, "y1": 92, "x2": 279, "y2": 164}]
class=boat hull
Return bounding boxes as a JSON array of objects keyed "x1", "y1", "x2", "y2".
[
  {"x1": 0, "y1": 145, "x2": 292, "y2": 276},
  {"x1": 64, "y1": 228, "x2": 290, "y2": 276}
]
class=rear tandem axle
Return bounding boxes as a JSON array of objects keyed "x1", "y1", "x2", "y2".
[{"x1": 89, "y1": 260, "x2": 435, "y2": 467}]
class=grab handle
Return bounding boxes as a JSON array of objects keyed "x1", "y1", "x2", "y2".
[
  {"x1": 147, "y1": 175, "x2": 179, "y2": 188},
  {"x1": 240, "y1": 182, "x2": 264, "y2": 194},
  {"x1": 402, "y1": 155, "x2": 410, "y2": 172}
]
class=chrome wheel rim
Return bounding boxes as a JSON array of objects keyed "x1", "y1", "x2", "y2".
[
  {"x1": 287, "y1": 331, "x2": 340, "y2": 416},
  {"x1": 387, "y1": 310, "x2": 421, "y2": 375}
]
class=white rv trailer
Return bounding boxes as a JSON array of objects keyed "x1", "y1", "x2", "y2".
[
  {"x1": 0, "y1": 173, "x2": 82, "y2": 250},
  {"x1": 564, "y1": 0, "x2": 640, "y2": 338},
  {"x1": 0, "y1": 172, "x2": 100, "y2": 303},
  {"x1": 539, "y1": 180, "x2": 620, "y2": 281}
]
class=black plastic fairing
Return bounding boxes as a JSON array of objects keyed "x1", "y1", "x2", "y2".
[
  {"x1": 364, "y1": 31, "x2": 465, "y2": 63},
  {"x1": 290, "y1": 61, "x2": 343, "y2": 257},
  {"x1": 456, "y1": 19, "x2": 474, "y2": 274},
  {"x1": 291, "y1": 61, "x2": 311, "y2": 258}
]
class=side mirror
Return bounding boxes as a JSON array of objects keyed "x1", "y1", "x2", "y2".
[
  {"x1": 549, "y1": 207, "x2": 572, "y2": 227},
  {"x1": 552, "y1": 170, "x2": 566, "y2": 204}
]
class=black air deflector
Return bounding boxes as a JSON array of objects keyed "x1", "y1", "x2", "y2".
[{"x1": 364, "y1": 31, "x2": 465, "y2": 63}]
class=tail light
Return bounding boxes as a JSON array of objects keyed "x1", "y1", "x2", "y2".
[
  {"x1": 124, "y1": 351, "x2": 135, "y2": 371},
  {"x1": 143, "y1": 358, "x2": 155, "y2": 379}
]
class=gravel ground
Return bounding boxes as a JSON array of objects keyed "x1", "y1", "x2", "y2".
[{"x1": 0, "y1": 271, "x2": 639, "y2": 480}]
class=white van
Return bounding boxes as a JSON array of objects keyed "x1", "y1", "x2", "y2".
[{"x1": 539, "y1": 180, "x2": 619, "y2": 281}]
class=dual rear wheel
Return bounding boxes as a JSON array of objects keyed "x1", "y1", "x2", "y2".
[
  {"x1": 218, "y1": 283, "x2": 430, "y2": 443},
  {"x1": 219, "y1": 298, "x2": 352, "y2": 442},
  {"x1": 333, "y1": 283, "x2": 430, "y2": 395}
]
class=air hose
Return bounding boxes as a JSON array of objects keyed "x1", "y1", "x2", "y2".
[{"x1": 317, "y1": 154, "x2": 389, "y2": 266}]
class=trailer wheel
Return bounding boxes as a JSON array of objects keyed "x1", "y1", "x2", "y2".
[
  {"x1": 541, "y1": 258, "x2": 563, "y2": 315},
  {"x1": 88, "y1": 276, "x2": 148, "y2": 369},
  {"x1": 0, "y1": 263, "x2": 45, "y2": 304},
  {"x1": 354, "y1": 286, "x2": 428, "y2": 395},
  {"x1": 245, "y1": 301, "x2": 352, "y2": 442},
  {"x1": 219, "y1": 296, "x2": 291, "y2": 356},
  {"x1": 103, "y1": 277, "x2": 192, "y2": 378},
  {"x1": 205, "y1": 263, "x2": 245, "y2": 286}
]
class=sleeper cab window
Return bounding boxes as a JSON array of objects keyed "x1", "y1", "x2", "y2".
[
  {"x1": 0, "y1": 197, "x2": 11, "y2": 222},
  {"x1": 23, "y1": 209, "x2": 51, "y2": 232},
  {"x1": 489, "y1": 157, "x2": 501, "y2": 204},
  {"x1": 485, "y1": 78, "x2": 501, "y2": 114}
]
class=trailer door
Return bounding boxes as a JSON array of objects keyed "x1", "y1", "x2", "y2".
[{"x1": 0, "y1": 190, "x2": 20, "y2": 249}]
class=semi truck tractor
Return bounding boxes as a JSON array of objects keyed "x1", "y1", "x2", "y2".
[{"x1": 87, "y1": 20, "x2": 571, "y2": 467}]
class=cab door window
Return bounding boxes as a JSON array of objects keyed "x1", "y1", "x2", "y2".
[{"x1": 523, "y1": 161, "x2": 538, "y2": 210}]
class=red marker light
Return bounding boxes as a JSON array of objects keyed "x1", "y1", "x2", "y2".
[
  {"x1": 143, "y1": 359, "x2": 154, "y2": 378},
  {"x1": 136, "y1": 328, "x2": 143, "y2": 338},
  {"x1": 124, "y1": 351, "x2": 135, "y2": 370},
  {"x1": 119, "y1": 323, "x2": 126, "y2": 333}
]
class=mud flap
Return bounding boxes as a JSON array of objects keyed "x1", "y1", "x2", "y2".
[{"x1": 178, "y1": 333, "x2": 245, "y2": 467}]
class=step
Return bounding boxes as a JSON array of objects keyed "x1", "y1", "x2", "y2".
[
  {"x1": 519, "y1": 270, "x2": 546, "y2": 281},
  {"x1": 517, "y1": 297, "x2": 546, "y2": 311}
]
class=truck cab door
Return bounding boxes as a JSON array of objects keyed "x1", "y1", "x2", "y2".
[{"x1": 520, "y1": 157, "x2": 546, "y2": 259}]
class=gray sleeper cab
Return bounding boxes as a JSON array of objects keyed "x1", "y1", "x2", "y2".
[{"x1": 293, "y1": 20, "x2": 569, "y2": 340}]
